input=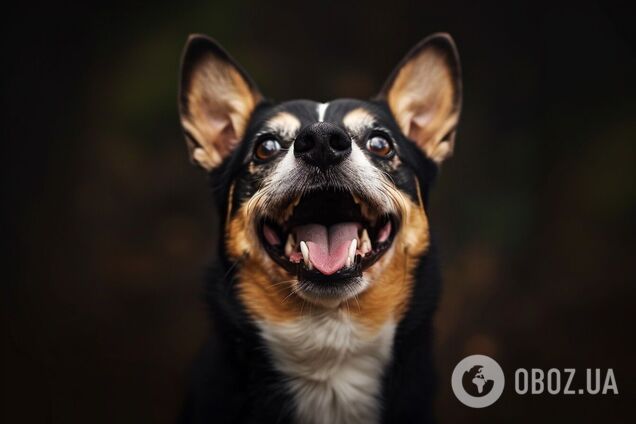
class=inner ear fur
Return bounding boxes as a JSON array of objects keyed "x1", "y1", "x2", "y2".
[
  {"x1": 378, "y1": 33, "x2": 462, "y2": 163},
  {"x1": 179, "y1": 35, "x2": 262, "y2": 171}
]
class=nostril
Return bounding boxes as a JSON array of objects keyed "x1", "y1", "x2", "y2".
[
  {"x1": 294, "y1": 134, "x2": 315, "y2": 154},
  {"x1": 329, "y1": 133, "x2": 351, "y2": 152},
  {"x1": 293, "y1": 122, "x2": 351, "y2": 166}
]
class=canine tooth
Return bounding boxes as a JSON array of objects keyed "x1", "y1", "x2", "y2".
[
  {"x1": 347, "y1": 238, "x2": 357, "y2": 267},
  {"x1": 300, "y1": 241, "x2": 311, "y2": 269},
  {"x1": 360, "y1": 229, "x2": 372, "y2": 254},
  {"x1": 352, "y1": 194, "x2": 360, "y2": 205},
  {"x1": 293, "y1": 196, "x2": 301, "y2": 207},
  {"x1": 284, "y1": 234, "x2": 295, "y2": 256}
]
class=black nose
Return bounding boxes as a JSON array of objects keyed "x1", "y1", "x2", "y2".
[{"x1": 294, "y1": 122, "x2": 351, "y2": 168}]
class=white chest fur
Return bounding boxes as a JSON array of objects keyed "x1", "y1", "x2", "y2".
[{"x1": 257, "y1": 311, "x2": 396, "y2": 424}]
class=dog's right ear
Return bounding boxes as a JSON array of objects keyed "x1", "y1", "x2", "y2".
[{"x1": 179, "y1": 35, "x2": 262, "y2": 171}]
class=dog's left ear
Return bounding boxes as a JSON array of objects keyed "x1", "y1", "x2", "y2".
[
  {"x1": 378, "y1": 33, "x2": 462, "y2": 163},
  {"x1": 179, "y1": 35, "x2": 263, "y2": 171}
]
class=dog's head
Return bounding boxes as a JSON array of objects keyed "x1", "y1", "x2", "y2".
[{"x1": 179, "y1": 34, "x2": 461, "y2": 325}]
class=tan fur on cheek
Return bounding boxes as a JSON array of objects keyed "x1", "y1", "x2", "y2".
[
  {"x1": 226, "y1": 205, "x2": 306, "y2": 323},
  {"x1": 350, "y1": 197, "x2": 430, "y2": 330},
  {"x1": 225, "y1": 193, "x2": 430, "y2": 327}
]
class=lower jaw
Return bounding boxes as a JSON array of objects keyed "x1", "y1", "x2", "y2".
[
  {"x1": 293, "y1": 275, "x2": 368, "y2": 308},
  {"x1": 295, "y1": 277, "x2": 368, "y2": 309}
]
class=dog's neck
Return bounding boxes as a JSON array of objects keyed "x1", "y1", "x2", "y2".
[{"x1": 257, "y1": 309, "x2": 395, "y2": 424}]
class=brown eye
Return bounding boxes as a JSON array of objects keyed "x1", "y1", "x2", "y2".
[
  {"x1": 366, "y1": 134, "x2": 393, "y2": 157},
  {"x1": 254, "y1": 138, "x2": 281, "y2": 161}
]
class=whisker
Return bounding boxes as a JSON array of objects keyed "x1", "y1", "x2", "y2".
[
  {"x1": 269, "y1": 279, "x2": 298, "y2": 288},
  {"x1": 352, "y1": 290, "x2": 361, "y2": 311},
  {"x1": 281, "y1": 288, "x2": 297, "y2": 304},
  {"x1": 343, "y1": 292, "x2": 352, "y2": 313}
]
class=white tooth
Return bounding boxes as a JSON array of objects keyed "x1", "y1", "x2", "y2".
[
  {"x1": 352, "y1": 194, "x2": 360, "y2": 205},
  {"x1": 360, "y1": 229, "x2": 372, "y2": 254},
  {"x1": 284, "y1": 233, "x2": 295, "y2": 256},
  {"x1": 300, "y1": 241, "x2": 311, "y2": 269},
  {"x1": 347, "y1": 238, "x2": 357, "y2": 267},
  {"x1": 293, "y1": 196, "x2": 301, "y2": 207}
]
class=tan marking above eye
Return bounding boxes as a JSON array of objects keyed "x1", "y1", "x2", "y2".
[
  {"x1": 343, "y1": 107, "x2": 376, "y2": 136},
  {"x1": 264, "y1": 111, "x2": 302, "y2": 140}
]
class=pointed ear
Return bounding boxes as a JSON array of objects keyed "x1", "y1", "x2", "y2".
[
  {"x1": 178, "y1": 35, "x2": 263, "y2": 170},
  {"x1": 378, "y1": 33, "x2": 462, "y2": 163}
]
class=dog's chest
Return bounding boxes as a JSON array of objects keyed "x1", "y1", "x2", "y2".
[{"x1": 257, "y1": 311, "x2": 395, "y2": 424}]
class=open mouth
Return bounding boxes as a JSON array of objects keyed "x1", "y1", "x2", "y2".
[{"x1": 259, "y1": 189, "x2": 398, "y2": 280}]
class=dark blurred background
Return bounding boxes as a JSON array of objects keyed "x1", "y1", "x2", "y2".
[{"x1": 3, "y1": 1, "x2": 634, "y2": 423}]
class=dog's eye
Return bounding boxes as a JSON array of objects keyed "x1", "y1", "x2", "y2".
[
  {"x1": 254, "y1": 138, "x2": 282, "y2": 161},
  {"x1": 366, "y1": 134, "x2": 393, "y2": 157}
]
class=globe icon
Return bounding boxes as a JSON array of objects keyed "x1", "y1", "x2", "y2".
[
  {"x1": 461, "y1": 365, "x2": 495, "y2": 397},
  {"x1": 452, "y1": 355, "x2": 505, "y2": 408}
]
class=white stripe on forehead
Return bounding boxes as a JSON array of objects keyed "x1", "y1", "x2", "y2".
[{"x1": 316, "y1": 102, "x2": 330, "y2": 122}]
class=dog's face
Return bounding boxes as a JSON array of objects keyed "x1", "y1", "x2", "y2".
[{"x1": 179, "y1": 34, "x2": 461, "y2": 326}]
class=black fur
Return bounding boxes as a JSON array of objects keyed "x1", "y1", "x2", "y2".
[
  {"x1": 178, "y1": 34, "x2": 460, "y2": 424},
  {"x1": 180, "y1": 231, "x2": 442, "y2": 424},
  {"x1": 179, "y1": 104, "x2": 443, "y2": 423}
]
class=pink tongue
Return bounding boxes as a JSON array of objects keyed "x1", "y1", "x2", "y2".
[{"x1": 294, "y1": 222, "x2": 360, "y2": 275}]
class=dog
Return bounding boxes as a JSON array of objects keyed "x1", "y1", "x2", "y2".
[{"x1": 178, "y1": 32, "x2": 462, "y2": 424}]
